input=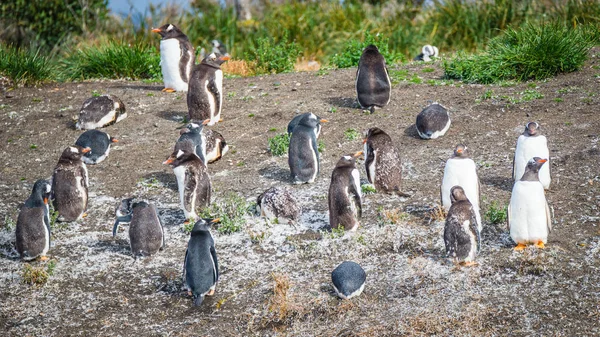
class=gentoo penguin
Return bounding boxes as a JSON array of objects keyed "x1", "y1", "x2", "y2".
[
  {"x1": 52, "y1": 145, "x2": 90, "y2": 222},
  {"x1": 75, "y1": 129, "x2": 118, "y2": 165},
  {"x1": 513, "y1": 122, "x2": 550, "y2": 189},
  {"x1": 363, "y1": 128, "x2": 402, "y2": 194},
  {"x1": 508, "y1": 157, "x2": 552, "y2": 250},
  {"x1": 183, "y1": 218, "x2": 220, "y2": 306},
  {"x1": 415, "y1": 102, "x2": 451, "y2": 139},
  {"x1": 187, "y1": 53, "x2": 230, "y2": 126},
  {"x1": 413, "y1": 45, "x2": 439, "y2": 62},
  {"x1": 113, "y1": 200, "x2": 165, "y2": 257},
  {"x1": 15, "y1": 179, "x2": 52, "y2": 261},
  {"x1": 152, "y1": 23, "x2": 194, "y2": 92},
  {"x1": 444, "y1": 186, "x2": 480, "y2": 266},
  {"x1": 164, "y1": 140, "x2": 211, "y2": 221},
  {"x1": 257, "y1": 186, "x2": 300, "y2": 223},
  {"x1": 199, "y1": 40, "x2": 230, "y2": 60},
  {"x1": 328, "y1": 153, "x2": 362, "y2": 231},
  {"x1": 203, "y1": 129, "x2": 229, "y2": 163},
  {"x1": 331, "y1": 261, "x2": 366, "y2": 299},
  {"x1": 355, "y1": 44, "x2": 391, "y2": 113},
  {"x1": 288, "y1": 113, "x2": 326, "y2": 184},
  {"x1": 76, "y1": 95, "x2": 126, "y2": 130},
  {"x1": 287, "y1": 112, "x2": 326, "y2": 138},
  {"x1": 177, "y1": 122, "x2": 206, "y2": 164},
  {"x1": 440, "y1": 144, "x2": 481, "y2": 232}
]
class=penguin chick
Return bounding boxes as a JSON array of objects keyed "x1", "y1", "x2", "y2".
[
  {"x1": 152, "y1": 23, "x2": 194, "y2": 92},
  {"x1": 356, "y1": 44, "x2": 391, "y2": 113},
  {"x1": 187, "y1": 53, "x2": 230, "y2": 126},
  {"x1": 76, "y1": 95, "x2": 126, "y2": 130},
  {"x1": 328, "y1": 153, "x2": 362, "y2": 231},
  {"x1": 75, "y1": 129, "x2": 118, "y2": 165},
  {"x1": 183, "y1": 218, "x2": 220, "y2": 306},
  {"x1": 16, "y1": 179, "x2": 52, "y2": 261},
  {"x1": 444, "y1": 186, "x2": 480, "y2": 266},
  {"x1": 331, "y1": 261, "x2": 366, "y2": 299},
  {"x1": 363, "y1": 127, "x2": 402, "y2": 194},
  {"x1": 508, "y1": 157, "x2": 552, "y2": 251},
  {"x1": 288, "y1": 113, "x2": 327, "y2": 184},
  {"x1": 52, "y1": 145, "x2": 91, "y2": 222},
  {"x1": 413, "y1": 45, "x2": 439, "y2": 62},
  {"x1": 204, "y1": 128, "x2": 229, "y2": 163},
  {"x1": 287, "y1": 112, "x2": 325, "y2": 138},
  {"x1": 256, "y1": 186, "x2": 300, "y2": 223},
  {"x1": 113, "y1": 200, "x2": 165, "y2": 258},
  {"x1": 513, "y1": 122, "x2": 550, "y2": 189},
  {"x1": 415, "y1": 102, "x2": 451, "y2": 139}
]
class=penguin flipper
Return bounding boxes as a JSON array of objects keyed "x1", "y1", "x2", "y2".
[
  {"x1": 153, "y1": 204, "x2": 166, "y2": 249},
  {"x1": 545, "y1": 200, "x2": 552, "y2": 232},
  {"x1": 348, "y1": 179, "x2": 362, "y2": 218},
  {"x1": 470, "y1": 207, "x2": 481, "y2": 253},
  {"x1": 210, "y1": 245, "x2": 219, "y2": 282},
  {"x1": 112, "y1": 215, "x2": 132, "y2": 237},
  {"x1": 207, "y1": 78, "x2": 221, "y2": 117}
]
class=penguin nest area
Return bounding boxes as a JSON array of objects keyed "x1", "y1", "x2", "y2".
[{"x1": 1, "y1": 47, "x2": 600, "y2": 336}]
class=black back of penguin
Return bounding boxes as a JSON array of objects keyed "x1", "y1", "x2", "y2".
[
  {"x1": 75, "y1": 129, "x2": 116, "y2": 164},
  {"x1": 331, "y1": 261, "x2": 366, "y2": 299},
  {"x1": 16, "y1": 179, "x2": 52, "y2": 260},
  {"x1": 444, "y1": 186, "x2": 480, "y2": 262},
  {"x1": 76, "y1": 95, "x2": 126, "y2": 130},
  {"x1": 415, "y1": 103, "x2": 450, "y2": 139},
  {"x1": 288, "y1": 113, "x2": 321, "y2": 183},
  {"x1": 356, "y1": 45, "x2": 391, "y2": 112},
  {"x1": 129, "y1": 201, "x2": 164, "y2": 257},
  {"x1": 184, "y1": 219, "x2": 219, "y2": 306},
  {"x1": 178, "y1": 123, "x2": 206, "y2": 164}
]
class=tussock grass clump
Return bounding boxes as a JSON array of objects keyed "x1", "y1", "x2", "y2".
[
  {"x1": 198, "y1": 192, "x2": 251, "y2": 235},
  {"x1": 21, "y1": 263, "x2": 50, "y2": 285},
  {"x1": 330, "y1": 33, "x2": 404, "y2": 69},
  {"x1": 444, "y1": 22, "x2": 595, "y2": 84},
  {"x1": 485, "y1": 201, "x2": 507, "y2": 225},
  {"x1": 0, "y1": 45, "x2": 57, "y2": 87},
  {"x1": 267, "y1": 133, "x2": 291, "y2": 156},
  {"x1": 245, "y1": 33, "x2": 300, "y2": 74},
  {"x1": 222, "y1": 59, "x2": 256, "y2": 77}
]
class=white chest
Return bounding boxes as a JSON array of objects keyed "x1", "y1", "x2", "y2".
[
  {"x1": 441, "y1": 158, "x2": 479, "y2": 210},
  {"x1": 160, "y1": 39, "x2": 188, "y2": 91}
]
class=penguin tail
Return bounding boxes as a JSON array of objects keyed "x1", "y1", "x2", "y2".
[
  {"x1": 193, "y1": 294, "x2": 204, "y2": 307},
  {"x1": 369, "y1": 106, "x2": 375, "y2": 114}
]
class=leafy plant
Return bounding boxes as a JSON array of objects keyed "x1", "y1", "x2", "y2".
[
  {"x1": 317, "y1": 140, "x2": 325, "y2": 154},
  {"x1": 361, "y1": 184, "x2": 376, "y2": 195},
  {"x1": 330, "y1": 32, "x2": 404, "y2": 69},
  {"x1": 245, "y1": 32, "x2": 300, "y2": 74},
  {"x1": 344, "y1": 128, "x2": 360, "y2": 141},
  {"x1": 268, "y1": 133, "x2": 291, "y2": 156},
  {"x1": 199, "y1": 192, "x2": 251, "y2": 235},
  {"x1": 485, "y1": 201, "x2": 507, "y2": 224}
]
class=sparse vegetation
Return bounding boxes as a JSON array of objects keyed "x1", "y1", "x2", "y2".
[
  {"x1": 21, "y1": 263, "x2": 49, "y2": 285},
  {"x1": 361, "y1": 184, "x2": 377, "y2": 195},
  {"x1": 267, "y1": 133, "x2": 290, "y2": 156},
  {"x1": 485, "y1": 201, "x2": 507, "y2": 224},
  {"x1": 199, "y1": 192, "x2": 251, "y2": 235},
  {"x1": 378, "y1": 207, "x2": 410, "y2": 225},
  {"x1": 3, "y1": 214, "x2": 16, "y2": 231},
  {"x1": 0, "y1": 45, "x2": 57, "y2": 87},
  {"x1": 330, "y1": 32, "x2": 403, "y2": 69},
  {"x1": 343, "y1": 128, "x2": 360, "y2": 141}
]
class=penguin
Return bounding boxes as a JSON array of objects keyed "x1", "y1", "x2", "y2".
[
  {"x1": 199, "y1": 40, "x2": 230, "y2": 60},
  {"x1": 113, "y1": 200, "x2": 165, "y2": 257},
  {"x1": 415, "y1": 102, "x2": 451, "y2": 140},
  {"x1": 164, "y1": 139, "x2": 211, "y2": 221},
  {"x1": 444, "y1": 186, "x2": 480, "y2": 266},
  {"x1": 183, "y1": 218, "x2": 220, "y2": 306},
  {"x1": 287, "y1": 112, "x2": 326, "y2": 138},
  {"x1": 328, "y1": 153, "x2": 362, "y2": 231},
  {"x1": 15, "y1": 179, "x2": 52, "y2": 261},
  {"x1": 203, "y1": 128, "x2": 229, "y2": 164},
  {"x1": 187, "y1": 53, "x2": 230, "y2": 126},
  {"x1": 75, "y1": 129, "x2": 118, "y2": 165},
  {"x1": 508, "y1": 157, "x2": 552, "y2": 250},
  {"x1": 440, "y1": 144, "x2": 481, "y2": 232},
  {"x1": 256, "y1": 186, "x2": 300, "y2": 223},
  {"x1": 288, "y1": 113, "x2": 326, "y2": 184},
  {"x1": 363, "y1": 128, "x2": 402, "y2": 194},
  {"x1": 177, "y1": 122, "x2": 207, "y2": 164},
  {"x1": 152, "y1": 23, "x2": 194, "y2": 92},
  {"x1": 331, "y1": 261, "x2": 366, "y2": 300},
  {"x1": 413, "y1": 45, "x2": 439, "y2": 62},
  {"x1": 52, "y1": 145, "x2": 90, "y2": 222},
  {"x1": 513, "y1": 122, "x2": 550, "y2": 189},
  {"x1": 355, "y1": 44, "x2": 391, "y2": 113},
  {"x1": 76, "y1": 95, "x2": 126, "y2": 130}
]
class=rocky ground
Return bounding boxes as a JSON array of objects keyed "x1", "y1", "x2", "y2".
[{"x1": 0, "y1": 48, "x2": 599, "y2": 336}]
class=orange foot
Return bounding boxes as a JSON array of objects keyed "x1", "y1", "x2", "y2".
[
  {"x1": 207, "y1": 288, "x2": 215, "y2": 296},
  {"x1": 514, "y1": 243, "x2": 527, "y2": 251},
  {"x1": 40, "y1": 255, "x2": 49, "y2": 261},
  {"x1": 82, "y1": 213, "x2": 88, "y2": 218},
  {"x1": 461, "y1": 261, "x2": 478, "y2": 267},
  {"x1": 535, "y1": 241, "x2": 546, "y2": 249},
  {"x1": 162, "y1": 88, "x2": 176, "y2": 93},
  {"x1": 218, "y1": 118, "x2": 223, "y2": 122}
]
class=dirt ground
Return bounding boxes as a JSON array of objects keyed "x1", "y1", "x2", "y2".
[{"x1": 1, "y1": 48, "x2": 599, "y2": 336}]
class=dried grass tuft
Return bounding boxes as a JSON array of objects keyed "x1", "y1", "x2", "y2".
[
  {"x1": 428, "y1": 204, "x2": 447, "y2": 222},
  {"x1": 222, "y1": 59, "x2": 256, "y2": 77}
]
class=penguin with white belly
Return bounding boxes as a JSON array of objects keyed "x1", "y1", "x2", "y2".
[
  {"x1": 508, "y1": 157, "x2": 552, "y2": 250},
  {"x1": 76, "y1": 95, "x2": 126, "y2": 130},
  {"x1": 363, "y1": 128, "x2": 402, "y2": 194},
  {"x1": 152, "y1": 23, "x2": 195, "y2": 92},
  {"x1": 413, "y1": 45, "x2": 439, "y2": 62},
  {"x1": 331, "y1": 261, "x2": 366, "y2": 299},
  {"x1": 15, "y1": 179, "x2": 52, "y2": 261},
  {"x1": 187, "y1": 53, "x2": 230, "y2": 126},
  {"x1": 183, "y1": 218, "x2": 220, "y2": 306},
  {"x1": 513, "y1": 122, "x2": 550, "y2": 189},
  {"x1": 113, "y1": 200, "x2": 165, "y2": 258},
  {"x1": 203, "y1": 128, "x2": 229, "y2": 163},
  {"x1": 356, "y1": 45, "x2": 391, "y2": 113},
  {"x1": 440, "y1": 144, "x2": 481, "y2": 232},
  {"x1": 52, "y1": 145, "x2": 91, "y2": 222},
  {"x1": 328, "y1": 153, "x2": 362, "y2": 231},
  {"x1": 444, "y1": 186, "x2": 480, "y2": 266},
  {"x1": 288, "y1": 113, "x2": 326, "y2": 184},
  {"x1": 75, "y1": 129, "x2": 118, "y2": 165}
]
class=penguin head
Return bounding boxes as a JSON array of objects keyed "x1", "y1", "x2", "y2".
[
  {"x1": 201, "y1": 53, "x2": 230, "y2": 68},
  {"x1": 360, "y1": 44, "x2": 385, "y2": 65},
  {"x1": 335, "y1": 152, "x2": 362, "y2": 168},
  {"x1": 32, "y1": 179, "x2": 51, "y2": 203},
  {"x1": 190, "y1": 218, "x2": 220, "y2": 235},
  {"x1": 364, "y1": 127, "x2": 386, "y2": 143},
  {"x1": 298, "y1": 113, "x2": 328, "y2": 129},
  {"x1": 151, "y1": 23, "x2": 185, "y2": 39},
  {"x1": 115, "y1": 197, "x2": 134, "y2": 218},
  {"x1": 180, "y1": 122, "x2": 203, "y2": 136},
  {"x1": 449, "y1": 185, "x2": 469, "y2": 204},
  {"x1": 524, "y1": 122, "x2": 540, "y2": 136},
  {"x1": 211, "y1": 40, "x2": 229, "y2": 56},
  {"x1": 453, "y1": 144, "x2": 469, "y2": 158},
  {"x1": 526, "y1": 157, "x2": 548, "y2": 173},
  {"x1": 59, "y1": 145, "x2": 91, "y2": 163}
]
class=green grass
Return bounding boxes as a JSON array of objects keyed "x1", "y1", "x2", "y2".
[
  {"x1": 344, "y1": 128, "x2": 360, "y2": 141},
  {"x1": 330, "y1": 32, "x2": 404, "y2": 69},
  {"x1": 268, "y1": 133, "x2": 291, "y2": 156},
  {"x1": 198, "y1": 192, "x2": 252, "y2": 235},
  {"x1": 0, "y1": 44, "x2": 57, "y2": 87},
  {"x1": 361, "y1": 184, "x2": 376, "y2": 195},
  {"x1": 21, "y1": 263, "x2": 50, "y2": 285},
  {"x1": 485, "y1": 201, "x2": 507, "y2": 225},
  {"x1": 245, "y1": 32, "x2": 300, "y2": 74}
]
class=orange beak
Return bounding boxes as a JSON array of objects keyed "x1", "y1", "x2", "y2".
[
  {"x1": 211, "y1": 218, "x2": 221, "y2": 223},
  {"x1": 163, "y1": 157, "x2": 174, "y2": 165},
  {"x1": 457, "y1": 149, "x2": 463, "y2": 154},
  {"x1": 82, "y1": 147, "x2": 91, "y2": 153},
  {"x1": 151, "y1": 28, "x2": 161, "y2": 33},
  {"x1": 320, "y1": 119, "x2": 329, "y2": 123},
  {"x1": 43, "y1": 197, "x2": 48, "y2": 205},
  {"x1": 353, "y1": 151, "x2": 363, "y2": 158},
  {"x1": 538, "y1": 159, "x2": 548, "y2": 163},
  {"x1": 220, "y1": 55, "x2": 231, "y2": 61},
  {"x1": 362, "y1": 138, "x2": 367, "y2": 144}
]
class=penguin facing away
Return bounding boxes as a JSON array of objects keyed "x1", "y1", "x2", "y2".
[
  {"x1": 415, "y1": 102, "x2": 451, "y2": 140},
  {"x1": 508, "y1": 157, "x2": 552, "y2": 250},
  {"x1": 187, "y1": 53, "x2": 230, "y2": 126},
  {"x1": 288, "y1": 113, "x2": 326, "y2": 184},
  {"x1": 328, "y1": 153, "x2": 362, "y2": 231},
  {"x1": 113, "y1": 200, "x2": 165, "y2": 257},
  {"x1": 287, "y1": 112, "x2": 326, "y2": 138},
  {"x1": 440, "y1": 144, "x2": 481, "y2": 232},
  {"x1": 513, "y1": 122, "x2": 550, "y2": 189},
  {"x1": 75, "y1": 129, "x2": 118, "y2": 165},
  {"x1": 413, "y1": 45, "x2": 439, "y2": 62},
  {"x1": 16, "y1": 179, "x2": 52, "y2": 261},
  {"x1": 183, "y1": 218, "x2": 220, "y2": 306},
  {"x1": 177, "y1": 122, "x2": 207, "y2": 164},
  {"x1": 444, "y1": 186, "x2": 480, "y2": 266},
  {"x1": 52, "y1": 145, "x2": 91, "y2": 222},
  {"x1": 256, "y1": 186, "x2": 300, "y2": 223},
  {"x1": 152, "y1": 23, "x2": 195, "y2": 92},
  {"x1": 76, "y1": 95, "x2": 126, "y2": 130},
  {"x1": 331, "y1": 261, "x2": 366, "y2": 299},
  {"x1": 363, "y1": 127, "x2": 402, "y2": 194},
  {"x1": 356, "y1": 44, "x2": 391, "y2": 113}
]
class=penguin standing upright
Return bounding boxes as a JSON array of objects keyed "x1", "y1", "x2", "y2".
[
  {"x1": 257, "y1": 187, "x2": 300, "y2": 223},
  {"x1": 444, "y1": 186, "x2": 480, "y2": 266},
  {"x1": 288, "y1": 113, "x2": 326, "y2": 184},
  {"x1": 328, "y1": 153, "x2": 362, "y2": 231},
  {"x1": 187, "y1": 53, "x2": 230, "y2": 126},
  {"x1": 76, "y1": 95, "x2": 126, "y2": 130},
  {"x1": 183, "y1": 218, "x2": 220, "y2": 306},
  {"x1": 440, "y1": 144, "x2": 481, "y2": 231},
  {"x1": 287, "y1": 112, "x2": 324, "y2": 137},
  {"x1": 363, "y1": 128, "x2": 402, "y2": 193},
  {"x1": 15, "y1": 179, "x2": 52, "y2": 261},
  {"x1": 331, "y1": 261, "x2": 366, "y2": 299},
  {"x1": 355, "y1": 45, "x2": 391, "y2": 113},
  {"x1": 508, "y1": 157, "x2": 552, "y2": 250},
  {"x1": 513, "y1": 122, "x2": 550, "y2": 189},
  {"x1": 113, "y1": 200, "x2": 165, "y2": 257},
  {"x1": 152, "y1": 23, "x2": 194, "y2": 92},
  {"x1": 52, "y1": 146, "x2": 91, "y2": 222},
  {"x1": 75, "y1": 129, "x2": 118, "y2": 164},
  {"x1": 415, "y1": 102, "x2": 451, "y2": 140},
  {"x1": 164, "y1": 140, "x2": 211, "y2": 221}
]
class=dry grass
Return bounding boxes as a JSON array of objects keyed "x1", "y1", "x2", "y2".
[
  {"x1": 379, "y1": 208, "x2": 410, "y2": 224},
  {"x1": 428, "y1": 204, "x2": 447, "y2": 222},
  {"x1": 268, "y1": 272, "x2": 296, "y2": 320},
  {"x1": 21, "y1": 263, "x2": 49, "y2": 285},
  {"x1": 294, "y1": 59, "x2": 321, "y2": 72},
  {"x1": 222, "y1": 59, "x2": 256, "y2": 77}
]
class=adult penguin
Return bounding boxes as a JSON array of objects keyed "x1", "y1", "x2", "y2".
[
  {"x1": 288, "y1": 113, "x2": 326, "y2": 184},
  {"x1": 356, "y1": 44, "x2": 391, "y2": 113},
  {"x1": 15, "y1": 180, "x2": 52, "y2": 261},
  {"x1": 187, "y1": 53, "x2": 230, "y2": 126},
  {"x1": 183, "y1": 218, "x2": 220, "y2": 306},
  {"x1": 75, "y1": 95, "x2": 126, "y2": 130},
  {"x1": 513, "y1": 122, "x2": 550, "y2": 189},
  {"x1": 75, "y1": 129, "x2": 118, "y2": 165},
  {"x1": 328, "y1": 153, "x2": 362, "y2": 231},
  {"x1": 152, "y1": 23, "x2": 194, "y2": 92}
]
